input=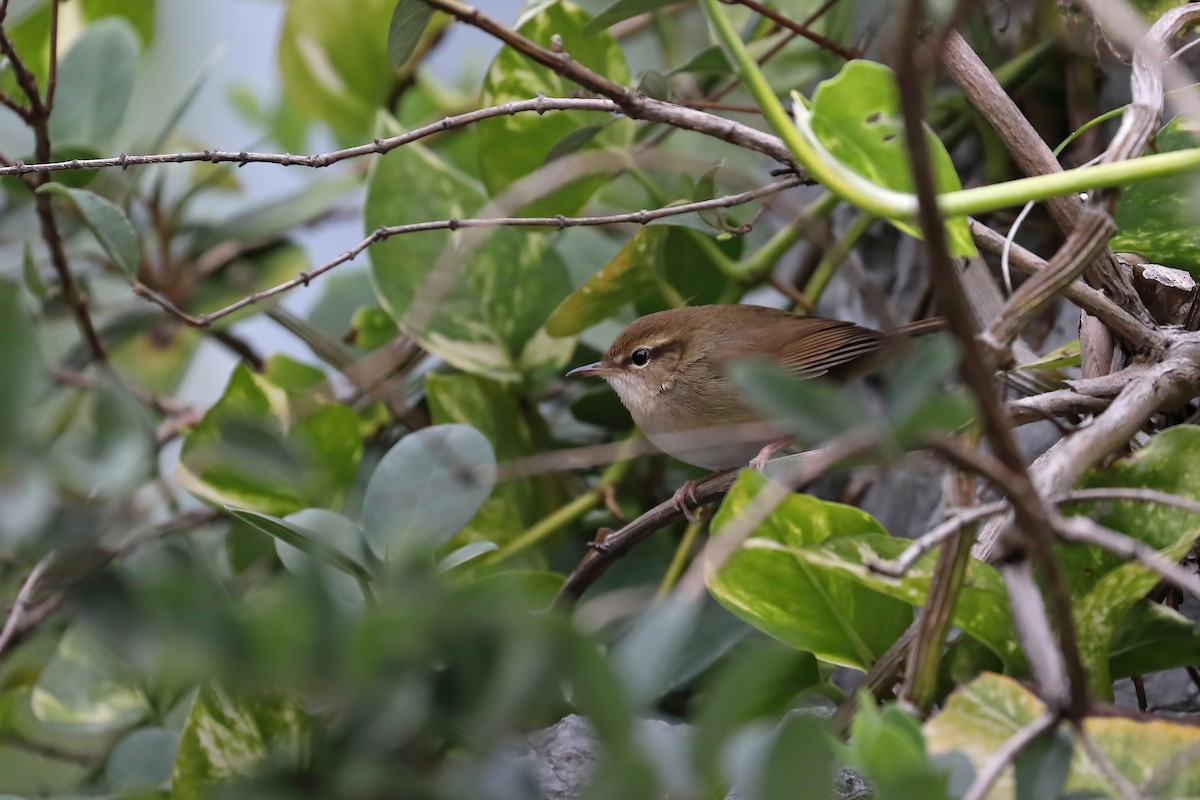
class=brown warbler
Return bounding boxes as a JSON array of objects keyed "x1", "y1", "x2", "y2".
[{"x1": 566, "y1": 304, "x2": 941, "y2": 518}]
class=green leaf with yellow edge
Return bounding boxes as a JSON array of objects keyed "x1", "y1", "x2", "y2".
[
  {"x1": 546, "y1": 226, "x2": 668, "y2": 336},
  {"x1": 477, "y1": 0, "x2": 633, "y2": 216},
  {"x1": 31, "y1": 626, "x2": 151, "y2": 732},
  {"x1": 775, "y1": 532, "x2": 1022, "y2": 670},
  {"x1": 366, "y1": 141, "x2": 573, "y2": 381},
  {"x1": 810, "y1": 60, "x2": 975, "y2": 257},
  {"x1": 1015, "y1": 339, "x2": 1080, "y2": 371},
  {"x1": 177, "y1": 364, "x2": 362, "y2": 516},
  {"x1": 926, "y1": 672, "x2": 1200, "y2": 799},
  {"x1": 706, "y1": 471, "x2": 912, "y2": 670},
  {"x1": 170, "y1": 684, "x2": 311, "y2": 800},
  {"x1": 277, "y1": 0, "x2": 395, "y2": 144},
  {"x1": 426, "y1": 373, "x2": 568, "y2": 546},
  {"x1": 1112, "y1": 117, "x2": 1200, "y2": 275}
]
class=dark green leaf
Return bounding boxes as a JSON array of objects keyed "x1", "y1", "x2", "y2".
[
  {"x1": 610, "y1": 593, "x2": 702, "y2": 703},
  {"x1": 583, "y1": 0, "x2": 678, "y2": 34},
  {"x1": 636, "y1": 69, "x2": 670, "y2": 101},
  {"x1": 1113, "y1": 118, "x2": 1200, "y2": 274},
  {"x1": 1015, "y1": 729, "x2": 1073, "y2": 800},
  {"x1": 759, "y1": 713, "x2": 835, "y2": 800},
  {"x1": 668, "y1": 44, "x2": 730, "y2": 77},
  {"x1": 543, "y1": 123, "x2": 607, "y2": 165},
  {"x1": 387, "y1": 0, "x2": 436, "y2": 69},
  {"x1": 228, "y1": 507, "x2": 374, "y2": 586},
  {"x1": 21, "y1": 240, "x2": 46, "y2": 299},
  {"x1": 1109, "y1": 601, "x2": 1200, "y2": 680},
  {"x1": 47, "y1": 18, "x2": 138, "y2": 146},
  {"x1": 360, "y1": 424, "x2": 495, "y2": 559},
  {"x1": 438, "y1": 541, "x2": 498, "y2": 571},
  {"x1": 37, "y1": 184, "x2": 139, "y2": 277},
  {"x1": 809, "y1": 61, "x2": 975, "y2": 257},
  {"x1": 105, "y1": 727, "x2": 179, "y2": 793},
  {"x1": 693, "y1": 162, "x2": 727, "y2": 231}
]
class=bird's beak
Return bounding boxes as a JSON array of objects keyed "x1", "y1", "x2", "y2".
[{"x1": 565, "y1": 361, "x2": 611, "y2": 378}]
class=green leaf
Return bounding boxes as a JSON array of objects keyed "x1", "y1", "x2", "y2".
[
  {"x1": 927, "y1": 672, "x2": 1200, "y2": 798},
  {"x1": 777, "y1": 532, "x2": 1021, "y2": 669},
  {"x1": 0, "y1": 280, "x2": 43, "y2": 455},
  {"x1": 190, "y1": 240, "x2": 311, "y2": 324},
  {"x1": 477, "y1": 0, "x2": 632, "y2": 216},
  {"x1": 426, "y1": 374, "x2": 568, "y2": 544},
  {"x1": 583, "y1": 0, "x2": 677, "y2": 34},
  {"x1": 0, "y1": 3, "x2": 51, "y2": 97},
  {"x1": 349, "y1": 305, "x2": 399, "y2": 349},
  {"x1": 706, "y1": 472, "x2": 912, "y2": 670},
  {"x1": 546, "y1": 225, "x2": 669, "y2": 336},
  {"x1": 30, "y1": 626, "x2": 150, "y2": 732},
  {"x1": 260, "y1": 353, "x2": 326, "y2": 395},
  {"x1": 387, "y1": 0, "x2": 436, "y2": 69},
  {"x1": 21, "y1": 240, "x2": 45, "y2": 299},
  {"x1": 438, "y1": 541, "x2": 499, "y2": 571},
  {"x1": 278, "y1": 0, "x2": 395, "y2": 143},
  {"x1": 1015, "y1": 729, "x2": 1073, "y2": 800},
  {"x1": 1016, "y1": 339, "x2": 1081, "y2": 371},
  {"x1": 810, "y1": 60, "x2": 975, "y2": 257},
  {"x1": 1109, "y1": 601, "x2": 1200, "y2": 680},
  {"x1": 170, "y1": 685, "x2": 310, "y2": 800},
  {"x1": 80, "y1": 0, "x2": 155, "y2": 44},
  {"x1": 1112, "y1": 117, "x2": 1200, "y2": 274},
  {"x1": 178, "y1": 365, "x2": 362, "y2": 515},
  {"x1": 366, "y1": 141, "x2": 574, "y2": 381},
  {"x1": 360, "y1": 424, "x2": 496, "y2": 559},
  {"x1": 47, "y1": 18, "x2": 139, "y2": 146},
  {"x1": 727, "y1": 359, "x2": 867, "y2": 446},
  {"x1": 106, "y1": 727, "x2": 180, "y2": 793},
  {"x1": 229, "y1": 507, "x2": 373, "y2": 588},
  {"x1": 37, "y1": 184, "x2": 139, "y2": 277},
  {"x1": 543, "y1": 123, "x2": 608, "y2": 165}
]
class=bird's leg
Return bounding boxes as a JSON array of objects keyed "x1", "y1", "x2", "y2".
[
  {"x1": 671, "y1": 479, "x2": 705, "y2": 524},
  {"x1": 749, "y1": 437, "x2": 793, "y2": 471}
]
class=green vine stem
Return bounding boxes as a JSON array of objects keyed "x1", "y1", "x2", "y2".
[{"x1": 700, "y1": 0, "x2": 1200, "y2": 223}]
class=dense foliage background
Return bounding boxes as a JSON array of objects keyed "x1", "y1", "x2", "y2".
[{"x1": 2, "y1": 0, "x2": 1200, "y2": 797}]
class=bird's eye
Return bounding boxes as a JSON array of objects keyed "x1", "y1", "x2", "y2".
[{"x1": 630, "y1": 347, "x2": 651, "y2": 367}]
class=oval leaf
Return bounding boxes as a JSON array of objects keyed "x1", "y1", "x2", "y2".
[
  {"x1": 48, "y1": 17, "x2": 138, "y2": 145},
  {"x1": 387, "y1": 0, "x2": 435, "y2": 69},
  {"x1": 38, "y1": 183, "x2": 139, "y2": 277},
  {"x1": 31, "y1": 626, "x2": 150, "y2": 732},
  {"x1": 706, "y1": 471, "x2": 912, "y2": 670},
  {"x1": 360, "y1": 424, "x2": 496, "y2": 559}
]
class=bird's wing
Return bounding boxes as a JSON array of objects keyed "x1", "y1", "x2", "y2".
[{"x1": 773, "y1": 317, "x2": 886, "y2": 379}]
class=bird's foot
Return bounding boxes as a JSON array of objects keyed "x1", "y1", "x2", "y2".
[
  {"x1": 749, "y1": 437, "x2": 793, "y2": 471},
  {"x1": 671, "y1": 479, "x2": 705, "y2": 525}
]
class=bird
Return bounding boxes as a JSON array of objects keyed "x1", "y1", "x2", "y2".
[{"x1": 566, "y1": 304, "x2": 941, "y2": 521}]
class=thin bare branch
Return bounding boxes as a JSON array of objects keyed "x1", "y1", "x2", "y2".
[
  {"x1": 962, "y1": 711, "x2": 1059, "y2": 800},
  {"x1": 134, "y1": 174, "x2": 804, "y2": 327},
  {"x1": 1055, "y1": 515, "x2": 1200, "y2": 604},
  {"x1": 0, "y1": 554, "x2": 54, "y2": 658}
]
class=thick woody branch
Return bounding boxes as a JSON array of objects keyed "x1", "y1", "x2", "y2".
[{"x1": 942, "y1": 31, "x2": 1151, "y2": 328}]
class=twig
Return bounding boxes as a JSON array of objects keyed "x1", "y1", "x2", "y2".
[
  {"x1": 961, "y1": 711, "x2": 1059, "y2": 800},
  {"x1": 0, "y1": 554, "x2": 54, "y2": 658},
  {"x1": 894, "y1": 0, "x2": 1088, "y2": 716},
  {"x1": 869, "y1": 501, "x2": 1007, "y2": 577},
  {"x1": 720, "y1": 0, "x2": 859, "y2": 60},
  {"x1": 133, "y1": 175, "x2": 804, "y2": 327},
  {"x1": 1054, "y1": 515, "x2": 1200, "y2": 604}
]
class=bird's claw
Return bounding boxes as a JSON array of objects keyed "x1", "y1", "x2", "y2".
[{"x1": 671, "y1": 480, "x2": 704, "y2": 525}]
